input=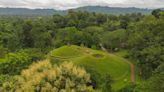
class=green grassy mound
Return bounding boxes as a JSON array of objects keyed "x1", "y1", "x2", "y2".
[{"x1": 48, "y1": 45, "x2": 131, "y2": 91}]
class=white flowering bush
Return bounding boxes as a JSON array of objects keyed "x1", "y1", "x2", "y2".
[{"x1": 1, "y1": 60, "x2": 95, "y2": 92}]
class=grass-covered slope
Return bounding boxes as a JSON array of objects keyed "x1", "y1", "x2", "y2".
[{"x1": 48, "y1": 45, "x2": 131, "y2": 90}]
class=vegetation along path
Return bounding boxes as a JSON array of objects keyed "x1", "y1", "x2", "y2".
[
  {"x1": 100, "y1": 44, "x2": 135, "y2": 83},
  {"x1": 124, "y1": 59, "x2": 135, "y2": 83},
  {"x1": 111, "y1": 53, "x2": 135, "y2": 83}
]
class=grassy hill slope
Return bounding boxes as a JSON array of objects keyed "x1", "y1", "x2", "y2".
[{"x1": 48, "y1": 45, "x2": 131, "y2": 90}]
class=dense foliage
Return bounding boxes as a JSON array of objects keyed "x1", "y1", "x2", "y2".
[
  {"x1": 0, "y1": 9, "x2": 163, "y2": 91},
  {"x1": 127, "y1": 15, "x2": 164, "y2": 79},
  {"x1": 0, "y1": 49, "x2": 45, "y2": 75}
]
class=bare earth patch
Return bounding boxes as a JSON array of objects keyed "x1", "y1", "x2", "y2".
[{"x1": 92, "y1": 53, "x2": 104, "y2": 58}]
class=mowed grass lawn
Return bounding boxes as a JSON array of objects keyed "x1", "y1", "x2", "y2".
[{"x1": 48, "y1": 45, "x2": 131, "y2": 91}]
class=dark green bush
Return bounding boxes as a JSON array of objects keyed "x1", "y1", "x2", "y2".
[{"x1": 0, "y1": 49, "x2": 45, "y2": 75}]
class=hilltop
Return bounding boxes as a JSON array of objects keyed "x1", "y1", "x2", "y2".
[{"x1": 48, "y1": 45, "x2": 133, "y2": 91}]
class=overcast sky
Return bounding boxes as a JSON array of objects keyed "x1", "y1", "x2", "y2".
[{"x1": 0, "y1": 0, "x2": 164, "y2": 10}]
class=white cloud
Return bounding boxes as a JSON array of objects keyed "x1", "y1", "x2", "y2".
[{"x1": 0, "y1": 0, "x2": 164, "y2": 10}]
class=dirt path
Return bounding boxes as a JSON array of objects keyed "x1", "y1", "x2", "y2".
[
  {"x1": 125, "y1": 60, "x2": 135, "y2": 83},
  {"x1": 100, "y1": 44, "x2": 135, "y2": 83}
]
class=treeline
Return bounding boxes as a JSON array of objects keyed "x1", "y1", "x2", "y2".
[
  {"x1": 0, "y1": 9, "x2": 164, "y2": 92},
  {"x1": 0, "y1": 6, "x2": 152, "y2": 16},
  {"x1": 0, "y1": 10, "x2": 144, "y2": 51}
]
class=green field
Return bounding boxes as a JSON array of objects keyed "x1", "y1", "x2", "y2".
[{"x1": 48, "y1": 45, "x2": 132, "y2": 91}]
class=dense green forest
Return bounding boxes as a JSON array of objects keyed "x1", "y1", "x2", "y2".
[{"x1": 0, "y1": 9, "x2": 164, "y2": 92}]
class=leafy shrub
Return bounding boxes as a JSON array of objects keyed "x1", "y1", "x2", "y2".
[
  {"x1": 0, "y1": 48, "x2": 46, "y2": 75},
  {"x1": 135, "y1": 64, "x2": 164, "y2": 92},
  {"x1": 18, "y1": 48, "x2": 45, "y2": 61},
  {"x1": 91, "y1": 45, "x2": 97, "y2": 50},
  {"x1": 0, "y1": 52, "x2": 32, "y2": 75},
  {"x1": 0, "y1": 75, "x2": 14, "y2": 87},
  {"x1": 84, "y1": 66, "x2": 113, "y2": 92},
  {"x1": 0, "y1": 46, "x2": 8, "y2": 58},
  {"x1": 101, "y1": 74, "x2": 113, "y2": 92},
  {"x1": 118, "y1": 84, "x2": 136, "y2": 92}
]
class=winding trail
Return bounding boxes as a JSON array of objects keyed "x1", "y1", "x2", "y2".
[{"x1": 100, "y1": 44, "x2": 135, "y2": 83}]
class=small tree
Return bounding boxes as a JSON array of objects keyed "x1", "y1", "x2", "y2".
[
  {"x1": 0, "y1": 46, "x2": 8, "y2": 58},
  {"x1": 152, "y1": 9, "x2": 162, "y2": 18}
]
